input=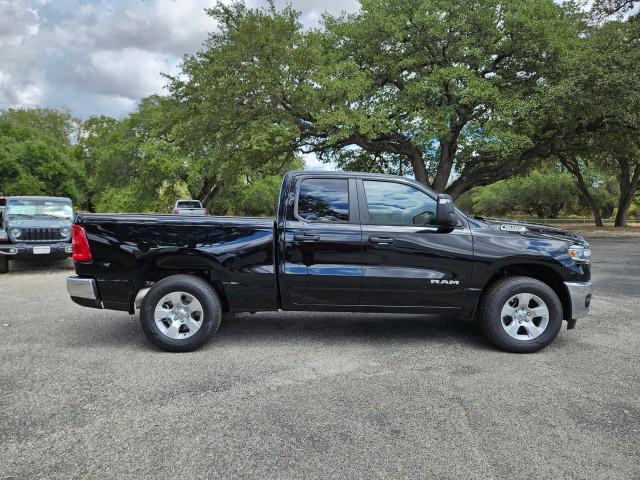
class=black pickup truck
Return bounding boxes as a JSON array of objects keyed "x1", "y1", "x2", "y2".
[{"x1": 66, "y1": 171, "x2": 592, "y2": 353}]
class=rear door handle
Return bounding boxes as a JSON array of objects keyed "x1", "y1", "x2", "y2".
[
  {"x1": 369, "y1": 236, "x2": 394, "y2": 245},
  {"x1": 294, "y1": 234, "x2": 320, "y2": 242}
]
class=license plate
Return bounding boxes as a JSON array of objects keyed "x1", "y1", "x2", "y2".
[{"x1": 33, "y1": 246, "x2": 51, "y2": 255}]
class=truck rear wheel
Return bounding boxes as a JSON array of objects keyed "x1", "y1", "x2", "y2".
[
  {"x1": 0, "y1": 256, "x2": 8, "y2": 274},
  {"x1": 140, "y1": 274, "x2": 222, "y2": 352},
  {"x1": 478, "y1": 276, "x2": 563, "y2": 353}
]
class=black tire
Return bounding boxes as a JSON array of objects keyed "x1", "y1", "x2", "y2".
[
  {"x1": 478, "y1": 276, "x2": 563, "y2": 353},
  {"x1": 140, "y1": 274, "x2": 222, "y2": 352},
  {"x1": 0, "y1": 256, "x2": 8, "y2": 274}
]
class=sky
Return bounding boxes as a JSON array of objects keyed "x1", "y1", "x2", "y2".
[{"x1": 0, "y1": 0, "x2": 358, "y2": 118}]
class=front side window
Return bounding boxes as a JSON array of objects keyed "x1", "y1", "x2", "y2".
[
  {"x1": 363, "y1": 181, "x2": 437, "y2": 226},
  {"x1": 297, "y1": 178, "x2": 349, "y2": 222}
]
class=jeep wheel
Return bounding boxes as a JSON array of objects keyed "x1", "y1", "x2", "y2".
[
  {"x1": 0, "y1": 256, "x2": 8, "y2": 274},
  {"x1": 478, "y1": 276, "x2": 563, "y2": 353},
  {"x1": 140, "y1": 274, "x2": 222, "y2": 352}
]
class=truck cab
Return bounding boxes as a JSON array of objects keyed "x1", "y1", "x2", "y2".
[{"x1": 0, "y1": 196, "x2": 74, "y2": 274}]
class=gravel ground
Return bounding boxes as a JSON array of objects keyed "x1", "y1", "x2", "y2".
[{"x1": 0, "y1": 236, "x2": 638, "y2": 479}]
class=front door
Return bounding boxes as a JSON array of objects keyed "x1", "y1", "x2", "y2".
[
  {"x1": 281, "y1": 176, "x2": 362, "y2": 308},
  {"x1": 357, "y1": 178, "x2": 474, "y2": 313}
]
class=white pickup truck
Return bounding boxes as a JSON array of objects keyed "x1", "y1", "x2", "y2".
[{"x1": 172, "y1": 200, "x2": 208, "y2": 216}]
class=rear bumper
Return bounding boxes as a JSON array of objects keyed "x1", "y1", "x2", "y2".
[
  {"x1": 66, "y1": 275, "x2": 132, "y2": 312},
  {"x1": 0, "y1": 242, "x2": 72, "y2": 257},
  {"x1": 67, "y1": 276, "x2": 103, "y2": 309},
  {"x1": 564, "y1": 281, "x2": 593, "y2": 320}
]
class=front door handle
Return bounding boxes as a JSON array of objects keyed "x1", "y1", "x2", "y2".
[
  {"x1": 369, "y1": 236, "x2": 394, "y2": 245},
  {"x1": 294, "y1": 234, "x2": 320, "y2": 242}
]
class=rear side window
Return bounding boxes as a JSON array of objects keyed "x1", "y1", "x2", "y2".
[
  {"x1": 297, "y1": 178, "x2": 349, "y2": 222},
  {"x1": 363, "y1": 180, "x2": 437, "y2": 226}
]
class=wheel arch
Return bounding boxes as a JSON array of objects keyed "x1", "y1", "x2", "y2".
[
  {"x1": 131, "y1": 254, "x2": 230, "y2": 312},
  {"x1": 480, "y1": 263, "x2": 571, "y2": 320}
]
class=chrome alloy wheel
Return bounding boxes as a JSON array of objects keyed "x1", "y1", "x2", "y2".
[
  {"x1": 500, "y1": 292, "x2": 550, "y2": 341},
  {"x1": 154, "y1": 291, "x2": 204, "y2": 340}
]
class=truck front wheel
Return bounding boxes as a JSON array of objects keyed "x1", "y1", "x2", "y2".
[
  {"x1": 140, "y1": 274, "x2": 222, "y2": 352},
  {"x1": 0, "y1": 256, "x2": 8, "y2": 274},
  {"x1": 478, "y1": 276, "x2": 563, "y2": 353}
]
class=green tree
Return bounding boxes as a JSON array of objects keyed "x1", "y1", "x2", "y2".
[
  {"x1": 0, "y1": 109, "x2": 83, "y2": 203},
  {"x1": 470, "y1": 169, "x2": 578, "y2": 218},
  {"x1": 549, "y1": 15, "x2": 640, "y2": 226},
  {"x1": 168, "y1": 0, "x2": 583, "y2": 200},
  {"x1": 79, "y1": 94, "x2": 299, "y2": 215}
]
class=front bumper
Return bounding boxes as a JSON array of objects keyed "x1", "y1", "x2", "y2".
[
  {"x1": 0, "y1": 242, "x2": 72, "y2": 257},
  {"x1": 564, "y1": 281, "x2": 593, "y2": 320}
]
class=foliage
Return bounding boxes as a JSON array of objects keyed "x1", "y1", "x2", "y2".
[
  {"x1": 547, "y1": 11, "x2": 640, "y2": 225},
  {"x1": 214, "y1": 174, "x2": 290, "y2": 216},
  {"x1": 77, "y1": 94, "x2": 300, "y2": 214},
  {"x1": 0, "y1": 109, "x2": 84, "y2": 203},
  {"x1": 466, "y1": 169, "x2": 578, "y2": 218},
  {"x1": 168, "y1": 0, "x2": 584, "y2": 200},
  {"x1": 1, "y1": 0, "x2": 638, "y2": 224}
]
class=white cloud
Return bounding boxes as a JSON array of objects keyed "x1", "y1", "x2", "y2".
[{"x1": 0, "y1": 0, "x2": 359, "y2": 118}]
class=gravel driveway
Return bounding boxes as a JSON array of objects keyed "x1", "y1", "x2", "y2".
[{"x1": 1, "y1": 236, "x2": 638, "y2": 479}]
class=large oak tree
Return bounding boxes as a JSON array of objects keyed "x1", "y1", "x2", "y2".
[{"x1": 169, "y1": 0, "x2": 582, "y2": 198}]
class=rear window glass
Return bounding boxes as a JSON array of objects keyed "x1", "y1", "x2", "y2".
[
  {"x1": 177, "y1": 201, "x2": 202, "y2": 208},
  {"x1": 297, "y1": 178, "x2": 349, "y2": 222}
]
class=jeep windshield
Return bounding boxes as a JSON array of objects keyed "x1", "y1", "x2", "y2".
[{"x1": 6, "y1": 199, "x2": 73, "y2": 219}]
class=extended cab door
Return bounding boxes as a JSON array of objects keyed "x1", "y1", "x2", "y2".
[
  {"x1": 280, "y1": 175, "x2": 362, "y2": 308},
  {"x1": 357, "y1": 178, "x2": 474, "y2": 313}
]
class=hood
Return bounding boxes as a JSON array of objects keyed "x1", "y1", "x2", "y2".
[{"x1": 482, "y1": 217, "x2": 588, "y2": 246}]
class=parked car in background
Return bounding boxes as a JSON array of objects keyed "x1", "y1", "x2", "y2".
[
  {"x1": 66, "y1": 171, "x2": 592, "y2": 353},
  {"x1": 0, "y1": 196, "x2": 73, "y2": 274},
  {"x1": 173, "y1": 200, "x2": 207, "y2": 216}
]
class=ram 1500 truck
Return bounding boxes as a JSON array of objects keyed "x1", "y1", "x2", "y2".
[
  {"x1": 66, "y1": 171, "x2": 592, "y2": 353},
  {"x1": 1, "y1": 196, "x2": 74, "y2": 274}
]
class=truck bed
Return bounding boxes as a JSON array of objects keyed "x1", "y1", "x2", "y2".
[{"x1": 74, "y1": 213, "x2": 278, "y2": 312}]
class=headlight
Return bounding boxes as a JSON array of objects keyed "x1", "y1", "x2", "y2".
[
  {"x1": 60, "y1": 227, "x2": 70, "y2": 238},
  {"x1": 568, "y1": 245, "x2": 591, "y2": 263},
  {"x1": 10, "y1": 228, "x2": 21, "y2": 239}
]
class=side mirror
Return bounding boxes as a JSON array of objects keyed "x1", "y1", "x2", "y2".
[{"x1": 435, "y1": 194, "x2": 457, "y2": 228}]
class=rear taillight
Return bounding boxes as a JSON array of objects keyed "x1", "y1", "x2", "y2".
[
  {"x1": 173, "y1": 209, "x2": 179, "y2": 214},
  {"x1": 72, "y1": 225, "x2": 92, "y2": 262}
]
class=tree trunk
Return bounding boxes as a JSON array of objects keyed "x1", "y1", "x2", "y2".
[
  {"x1": 407, "y1": 152, "x2": 429, "y2": 185},
  {"x1": 593, "y1": 208, "x2": 604, "y2": 228},
  {"x1": 432, "y1": 126, "x2": 462, "y2": 192},
  {"x1": 614, "y1": 161, "x2": 640, "y2": 227},
  {"x1": 432, "y1": 140, "x2": 454, "y2": 192},
  {"x1": 560, "y1": 156, "x2": 604, "y2": 227},
  {"x1": 571, "y1": 165, "x2": 603, "y2": 227}
]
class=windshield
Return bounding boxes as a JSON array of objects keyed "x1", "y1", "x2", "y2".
[{"x1": 6, "y1": 199, "x2": 73, "y2": 219}]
